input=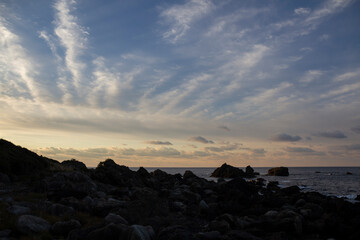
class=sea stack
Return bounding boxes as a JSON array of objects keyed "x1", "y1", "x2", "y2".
[{"x1": 267, "y1": 166, "x2": 289, "y2": 176}]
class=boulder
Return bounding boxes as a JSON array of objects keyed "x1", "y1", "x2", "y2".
[
  {"x1": 45, "y1": 171, "x2": 97, "y2": 199},
  {"x1": 17, "y1": 215, "x2": 51, "y2": 234},
  {"x1": 137, "y1": 167, "x2": 151, "y2": 178},
  {"x1": 158, "y1": 225, "x2": 196, "y2": 240},
  {"x1": 245, "y1": 165, "x2": 256, "y2": 178},
  {"x1": 183, "y1": 170, "x2": 198, "y2": 179},
  {"x1": 0, "y1": 229, "x2": 11, "y2": 238},
  {"x1": 129, "y1": 225, "x2": 155, "y2": 240},
  {"x1": 47, "y1": 203, "x2": 74, "y2": 216},
  {"x1": 105, "y1": 213, "x2": 128, "y2": 225},
  {"x1": 51, "y1": 219, "x2": 81, "y2": 236},
  {"x1": 61, "y1": 159, "x2": 88, "y2": 172},
  {"x1": 196, "y1": 231, "x2": 221, "y2": 240},
  {"x1": 7, "y1": 205, "x2": 31, "y2": 215},
  {"x1": 267, "y1": 167, "x2": 289, "y2": 176},
  {"x1": 85, "y1": 223, "x2": 128, "y2": 240},
  {"x1": 0, "y1": 172, "x2": 11, "y2": 184},
  {"x1": 211, "y1": 163, "x2": 245, "y2": 178},
  {"x1": 92, "y1": 159, "x2": 136, "y2": 187}
]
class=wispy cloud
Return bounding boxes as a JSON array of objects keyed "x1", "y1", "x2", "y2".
[
  {"x1": 0, "y1": 16, "x2": 43, "y2": 100},
  {"x1": 294, "y1": 8, "x2": 311, "y2": 16},
  {"x1": 299, "y1": 70, "x2": 324, "y2": 83},
  {"x1": 189, "y1": 136, "x2": 214, "y2": 144},
  {"x1": 160, "y1": 0, "x2": 214, "y2": 43},
  {"x1": 333, "y1": 68, "x2": 360, "y2": 82},
  {"x1": 53, "y1": 0, "x2": 89, "y2": 98}
]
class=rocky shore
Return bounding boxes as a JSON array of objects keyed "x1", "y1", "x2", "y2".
[{"x1": 1, "y1": 139, "x2": 360, "y2": 239}]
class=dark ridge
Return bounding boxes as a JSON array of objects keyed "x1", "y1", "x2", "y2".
[{"x1": 0, "y1": 139, "x2": 59, "y2": 176}]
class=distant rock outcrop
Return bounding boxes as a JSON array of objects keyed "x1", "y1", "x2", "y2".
[
  {"x1": 211, "y1": 163, "x2": 258, "y2": 178},
  {"x1": 267, "y1": 167, "x2": 289, "y2": 176},
  {"x1": 61, "y1": 159, "x2": 88, "y2": 172},
  {"x1": 211, "y1": 163, "x2": 245, "y2": 178}
]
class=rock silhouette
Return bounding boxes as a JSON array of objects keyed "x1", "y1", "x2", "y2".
[{"x1": 0, "y1": 139, "x2": 359, "y2": 239}]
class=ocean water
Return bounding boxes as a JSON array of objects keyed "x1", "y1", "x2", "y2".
[{"x1": 140, "y1": 167, "x2": 360, "y2": 201}]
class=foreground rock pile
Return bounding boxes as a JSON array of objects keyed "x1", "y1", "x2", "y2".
[{"x1": 0, "y1": 140, "x2": 360, "y2": 239}]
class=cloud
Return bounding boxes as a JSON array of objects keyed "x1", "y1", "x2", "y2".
[
  {"x1": 334, "y1": 144, "x2": 360, "y2": 151},
  {"x1": 0, "y1": 17, "x2": 43, "y2": 100},
  {"x1": 271, "y1": 133, "x2": 302, "y2": 142},
  {"x1": 54, "y1": 0, "x2": 89, "y2": 96},
  {"x1": 305, "y1": 0, "x2": 353, "y2": 25},
  {"x1": 218, "y1": 125, "x2": 230, "y2": 131},
  {"x1": 333, "y1": 68, "x2": 360, "y2": 82},
  {"x1": 251, "y1": 148, "x2": 266, "y2": 156},
  {"x1": 284, "y1": 146, "x2": 325, "y2": 156},
  {"x1": 160, "y1": 0, "x2": 214, "y2": 43},
  {"x1": 145, "y1": 140, "x2": 173, "y2": 145},
  {"x1": 351, "y1": 126, "x2": 360, "y2": 134},
  {"x1": 316, "y1": 130, "x2": 347, "y2": 139},
  {"x1": 299, "y1": 70, "x2": 324, "y2": 83},
  {"x1": 294, "y1": 8, "x2": 311, "y2": 15},
  {"x1": 189, "y1": 136, "x2": 214, "y2": 144},
  {"x1": 204, "y1": 143, "x2": 239, "y2": 152}
]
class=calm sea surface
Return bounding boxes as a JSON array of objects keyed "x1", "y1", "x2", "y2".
[{"x1": 134, "y1": 167, "x2": 360, "y2": 201}]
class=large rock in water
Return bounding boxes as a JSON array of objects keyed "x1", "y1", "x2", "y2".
[
  {"x1": 267, "y1": 167, "x2": 289, "y2": 176},
  {"x1": 211, "y1": 163, "x2": 245, "y2": 178}
]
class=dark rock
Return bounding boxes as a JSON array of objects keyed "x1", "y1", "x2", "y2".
[
  {"x1": 45, "y1": 171, "x2": 97, "y2": 199},
  {"x1": 208, "y1": 219, "x2": 231, "y2": 233},
  {"x1": 51, "y1": 219, "x2": 81, "y2": 236},
  {"x1": 196, "y1": 231, "x2": 221, "y2": 240},
  {"x1": 267, "y1": 167, "x2": 289, "y2": 176},
  {"x1": 158, "y1": 225, "x2": 196, "y2": 240},
  {"x1": 105, "y1": 213, "x2": 128, "y2": 225},
  {"x1": 129, "y1": 225, "x2": 155, "y2": 240},
  {"x1": 0, "y1": 172, "x2": 11, "y2": 184},
  {"x1": 226, "y1": 230, "x2": 264, "y2": 240},
  {"x1": 0, "y1": 139, "x2": 60, "y2": 176},
  {"x1": 170, "y1": 201, "x2": 186, "y2": 212},
  {"x1": 93, "y1": 198, "x2": 128, "y2": 216},
  {"x1": 356, "y1": 195, "x2": 360, "y2": 201},
  {"x1": 151, "y1": 169, "x2": 171, "y2": 180},
  {"x1": 281, "y1": 186, "x2": 300, "y2": 195},
  {"x1": 61, "y1": 159, "x2": 88, "y2": 172},
  {"x1": 137, "y1": 167, "x2": 151, "y2": 178},
  {"x1": 183, "y1": 170, "x2": 198, "y2": 179},
  {"x1": 92, "y1": 159, "x2": 136, "y2": 187},
  {"x1": 17, "y1": 215, "x2": 51, "y2": 234},
  {"x1": 245, "y1": 165, "x2": 257, "y2": 178},
  {"x1": 86, "y1": 223, "x2": 128, "y2": 240},
  {"x1": 211, "y1": 163, "x2": 245, "y2": 178},
  {"x1": 0, "y1": 229, "x2": 11, "y2": 238},
  {"x1": 48, "y1": 203, "x2": 74, "y2": 216},
  {"x1": 7, "y1": 205, "x2": 31, "y2": 215},
  {"x1": 346, "y1": 171, "x2": 352, "y2": 175}
]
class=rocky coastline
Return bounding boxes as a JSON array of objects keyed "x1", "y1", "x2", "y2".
[{"x1": 1, "y1": 139, "x2": 360, "y2": 240}]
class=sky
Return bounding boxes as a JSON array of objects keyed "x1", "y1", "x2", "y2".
[{"x1": 1, "y1": 0, "x2": 360, "y2": 167}]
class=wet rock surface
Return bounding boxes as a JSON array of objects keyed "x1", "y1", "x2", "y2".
[{"x1": 1, "y1": 140, "x2": 360, "y2": 239}]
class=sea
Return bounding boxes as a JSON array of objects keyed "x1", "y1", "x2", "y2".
[{"x1": 136, "y1": 167, "x2": 360, "y2": 202}]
